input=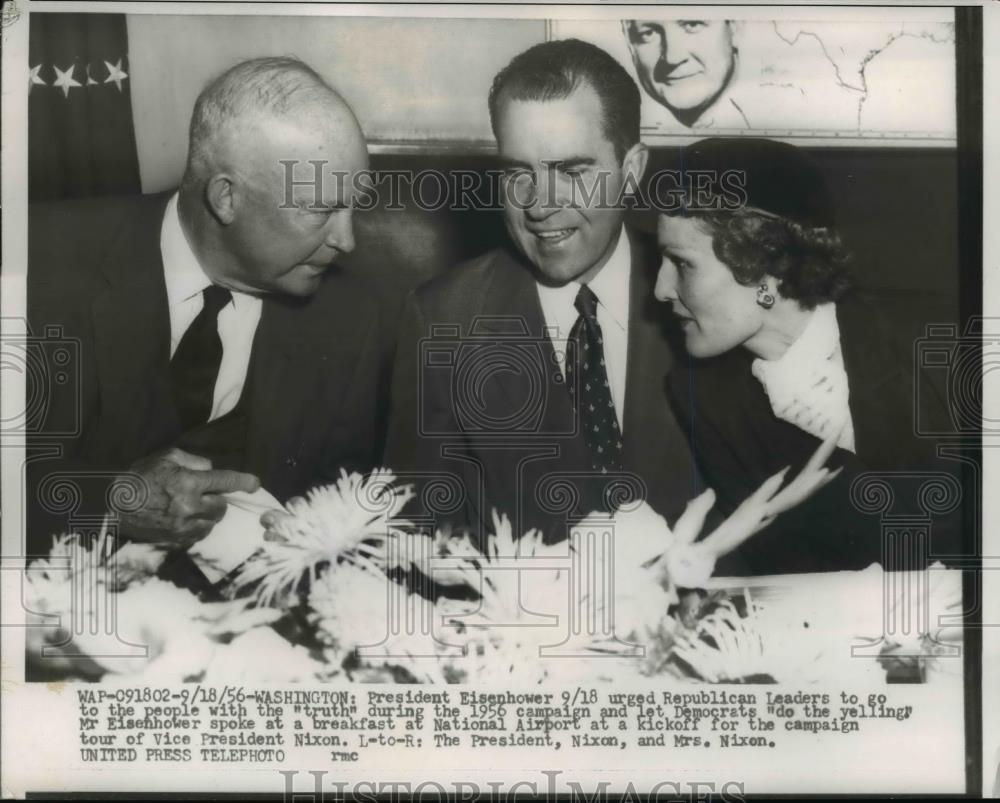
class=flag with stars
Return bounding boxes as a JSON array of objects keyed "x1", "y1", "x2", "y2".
[{"x1": 29, "y1": 13, "x2": 140, "y2": 201}]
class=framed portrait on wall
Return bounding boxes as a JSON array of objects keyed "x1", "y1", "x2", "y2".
[{"x1": 548, "y1": 8, "x2": 956, "y2": 147}]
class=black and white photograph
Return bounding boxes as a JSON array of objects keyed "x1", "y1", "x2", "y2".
[{"x1": 0, "y1": 1, "x2": 995, "y2": 798}]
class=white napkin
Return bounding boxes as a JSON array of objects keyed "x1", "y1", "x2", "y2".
[{"x1": 188, "y1": 487, "x2": 283, "y2": 584}]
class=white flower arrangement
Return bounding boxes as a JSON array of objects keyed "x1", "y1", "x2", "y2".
[
  {"x1": 24, "y1": 453, "x2": 962, "y2": 685},
  {"x1": 24, "y1": 525, "x2": 309, "y2": 683},
  {"x1": 232, "y1": 469, "x2": 415, "y2": 607}
]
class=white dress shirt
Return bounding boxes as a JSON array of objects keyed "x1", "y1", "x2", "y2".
[
  {"x1": 536, "y1": 228, "x2": 631, "y2": 430},
  {"x1": 160, "y1": 193, "x2": 263, "y2": 422},
  {"x1": 751, "y1": 302, "x2": 857, "y2": 453}
]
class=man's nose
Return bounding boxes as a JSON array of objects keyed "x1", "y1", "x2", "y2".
[
  {"x1": 325, "y1": 209, "x2": 355, "y2": 254},
  {"x1": 654, "y1": 260, "x2": 679, "y2": 302},
  {"x1": 523, "y1": 172, "x2": 566, "y2": 222},
  {"x1": 661, "y1": 26, "x2": 690, "y2": 66}
]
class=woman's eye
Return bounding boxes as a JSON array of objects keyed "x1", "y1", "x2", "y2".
[{"x1": 679, "y1": 21, "x2": 707, "y2": 33}]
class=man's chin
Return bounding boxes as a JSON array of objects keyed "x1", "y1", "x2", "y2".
[
  {"x1": 280, "y1": 272, "x2": 325, "y2": 298},
  {"x1": 532, "y1": 257, "x2": 588, "y2": 286}
]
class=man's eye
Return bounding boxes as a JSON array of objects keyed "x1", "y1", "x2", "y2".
[
  {"x1": 679, "y1": 20, "x2": 707, "y2": 33},
  {"x1": 296, "y1": 202, "x2": 326, "y2": 213}
]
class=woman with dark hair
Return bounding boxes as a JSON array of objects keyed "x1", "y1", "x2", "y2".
[{"x1": 657, "y1": 137, "x2": 960, "y2": 575}]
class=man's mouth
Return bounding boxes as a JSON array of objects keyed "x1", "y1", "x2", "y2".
[
  {"x1": 532, "y1": 228, "x2": 575, "y2": 245},
  {"x1": 662, "y1": 71, "x2": 700, "y2": 83}
]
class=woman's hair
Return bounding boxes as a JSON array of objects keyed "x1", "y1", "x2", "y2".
[{"x1": 684, "y1": 208, "x2": 853, "y2": 308}]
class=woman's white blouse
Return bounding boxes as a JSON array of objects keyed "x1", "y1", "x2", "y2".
[{"x1": 750, "y1": 302, "x2": 857, "y2": 453}]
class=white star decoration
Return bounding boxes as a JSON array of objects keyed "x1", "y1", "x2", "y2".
[
  {"x1": 29, "y1": 64, "x2": 46, "y2": 90},
  {"x1": 30, "y1": 60, "x2": 131, "y2": 96},
  {"x1": 104, "y1": 59, "x2": 128, "y2": 91},
  {"x1": 52, "y1": 64, "x2": 82, "y2": 97}
]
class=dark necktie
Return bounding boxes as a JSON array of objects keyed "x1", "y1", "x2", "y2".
[
  {"x1": 169, "y1": 285, "x2": 231, "y2": 430},
  {"x1": 566, "y1": 284, "x2": 623, "y2": 474}
]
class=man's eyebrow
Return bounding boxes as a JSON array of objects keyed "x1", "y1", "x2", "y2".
[
  {"x1": 495, "y1": 157, "x2": 598, "y2": 171},
  {"x1": 543, "y1": 157, "x2": 598, "y2": 170},
  {"x1": 659, "y1": 244, "x2": 690, "y2": 257},
  {"x1": 627, "y1": 21, "x2": 660, "y2": 37},
  {"x1": 496, "y1": 158, "x2": 533, "y2": 171},
  {"x1": 296, "y1": 198, "x2": 347, "y2": 210}
]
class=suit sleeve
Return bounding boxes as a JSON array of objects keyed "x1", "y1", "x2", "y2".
[{"x1": 26, "y1": 211, "x2": 122, "y2": 555}]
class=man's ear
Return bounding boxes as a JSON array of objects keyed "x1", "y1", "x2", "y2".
[
  {"x1": 727, "y1": 20, "x2": 745, "y2": 49},
  {"x1": 622, "y1": 141, "x2": 650, "y2": 187},
  {"x1": 205, "y1": 174, "x2": 237, "y2": 226}
]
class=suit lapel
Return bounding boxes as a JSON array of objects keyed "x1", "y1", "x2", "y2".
[
  {"x1": 242, "y1": 300, "x2": 299, "y2": 487},
  {"x1": 242, "y1": 290, "x2": 338, "y2": 491},
  {"x1": 90, "y1": 193, "x2": 179, "y2": 460},
  {"x1": 475, "y1": 248, "x2": 580, "y2": 446}
]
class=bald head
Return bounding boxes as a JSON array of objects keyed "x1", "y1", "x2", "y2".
[
  {"x1": 182, "y1": 56, "x2": 362, "y2": 191},
  {"x1": 178, "y1": 57, "x2": 368, "y2": 298}
]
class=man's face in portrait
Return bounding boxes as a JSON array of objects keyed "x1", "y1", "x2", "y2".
[
  {"x1": 624, "y1": 20, "x2": 737, "y2": 127},
  {"x1": 494, "y1": 83, "x2": 646, "y2": 286}
]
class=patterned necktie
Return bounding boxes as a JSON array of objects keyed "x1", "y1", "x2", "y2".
[
  {"x1": 169, "y1": 285, "x2": 232, "y2": 430},
  {"x1": 566, "y1": 284, "x2": 623, "y2": 474}
]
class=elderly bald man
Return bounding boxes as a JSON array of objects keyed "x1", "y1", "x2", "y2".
[{"x1": 27, "y1": 57, "x2": 380, "y2": 564}]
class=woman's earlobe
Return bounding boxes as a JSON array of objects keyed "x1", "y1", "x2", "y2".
[{"x1": 756, "y1": 282, "x2": 776, "y2": 309}]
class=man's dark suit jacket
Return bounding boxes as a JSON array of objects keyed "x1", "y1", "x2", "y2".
[
  {"x1": 26, "y1": 191, "x2": 381, "y2": 553},
  {"x1": 668, "y1": 291, "x2": 965, "y2": 575},
  {"x1": 383, "y1": 228, "x2": 700, "y2": 545}
]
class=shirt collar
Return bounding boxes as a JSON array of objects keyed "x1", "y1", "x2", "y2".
[
  {"x1": 161, "y1": 192, "x2": 214, "y2": 307},
  {"x1": 535, "y1": 226, "x2": 631, "y2": 332},
  {"x1": 587, "y1": 227, "x2": 630, "y2": 330}
]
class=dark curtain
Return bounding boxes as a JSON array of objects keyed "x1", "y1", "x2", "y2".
[{"x1": 29, "y1": 13, "x2": 141, "y2": 201}]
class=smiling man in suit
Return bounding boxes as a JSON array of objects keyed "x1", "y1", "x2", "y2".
[
  {"x1": 384, "y1": 39, "x2": 699, "y2": 544},
  {"x1": 27, "y1": 57, "x2": 380, "y2": 557}
]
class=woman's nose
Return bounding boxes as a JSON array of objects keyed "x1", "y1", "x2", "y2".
[{"x1": 654, "y1": 261, "x2": 678, "y2": 302}]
